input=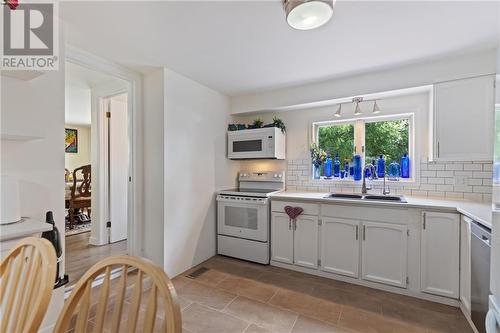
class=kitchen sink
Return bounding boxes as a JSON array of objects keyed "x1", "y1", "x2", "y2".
[
  {"x1": 363, "y1": 195, "x2": 407, "y2": 203},
  {"x1": 324, "y1": 193, "x2": 407, "y2": 203},
  {"x1": 325, "y1": 193, "x2": 363, "y2": 199}
]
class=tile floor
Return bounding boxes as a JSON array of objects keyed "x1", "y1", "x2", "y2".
[
  {"x1": 72, "y1": 255, "x2": 473, "y2": 332},
  {"x1": 176, "y1": 255, "x2": 473, "y2": 333}
]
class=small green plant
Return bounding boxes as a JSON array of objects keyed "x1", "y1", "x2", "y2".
[
  {"x1": 249, "y1": 118, "x2": 263, "y2": 129},
  {"x1": 272, "y1": 116, "x2": 286, "y2": 133}
]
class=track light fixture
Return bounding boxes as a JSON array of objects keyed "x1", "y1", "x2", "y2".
[
  {"x1": 353, "y1": 97, "x2": 363, "y2": 116},
  {"x1": 333, "y1": 96, "x2": 382, "y2": 118},
  {"x1": 372, "y1": 100, "x2": 381, "y2": 114},
  {"x1": 334, "y1": 104, "x2": 342, "y2": 117},
  {"x1": 283, "y1": 0, "x2": 335, "y2": 30}
]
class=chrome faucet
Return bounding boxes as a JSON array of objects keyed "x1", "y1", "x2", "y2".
[
  {"x1": 382, "y1": 175, "x2": 391, "y2": 195},
  {"x1": 361, "y1": 164, "x2": 375, "y2": 194}
]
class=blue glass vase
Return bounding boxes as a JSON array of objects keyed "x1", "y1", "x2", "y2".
[
  {"x1": 313, "y1": 164, "x2": 321, "y2": 179},
  {"x1": 324, "y1": 154, "x2": 333, "y2": 178},
  {"x1": 388, "y1": 161, "x2": 400, "y2": 181},
  {"x1": 333, "y1": 153, "x2": 340, "y2": 177},
  {"x1": 353, "y1": 155, "x2": 362, "y2": 181},
  {"x1": 377, "y1": 155, "x2": 385, "y2": 178},
  {"x1": 401, "y1": 153, "x2": 410, "y2": 179}
]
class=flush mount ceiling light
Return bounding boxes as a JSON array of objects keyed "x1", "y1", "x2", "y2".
[
  {"x1": 372, "y1": 100, "x2": 381, "y2": 114},
  {"x1": 283, "y1": 0, "x2": 335, "y2": 30}
]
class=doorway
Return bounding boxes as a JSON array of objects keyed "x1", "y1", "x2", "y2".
[{"x1": 64, "y1": 61, "x2": 130, "y2": 286}]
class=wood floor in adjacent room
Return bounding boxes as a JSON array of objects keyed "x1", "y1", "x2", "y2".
[{"x1": 65, "y1": 231, "x2": 127, "y2": 286}]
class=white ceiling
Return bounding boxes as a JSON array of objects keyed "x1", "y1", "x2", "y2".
[{"x1": 61, "y1": 1, "x2": 500, "y2": 96}]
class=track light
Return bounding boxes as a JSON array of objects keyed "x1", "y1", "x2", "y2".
[
  {"x1": 334, "y1": 104, "x2": 342, "y2": 117},
  {"x1": 372, "y1": 100, "x2": 381, "y2": 114},
  {"x1": 283, "y1": 0, "x2": 335, "y2": 30},
  {"x1": 353, "y1": 97, "x2": 363, "y2": 116}
]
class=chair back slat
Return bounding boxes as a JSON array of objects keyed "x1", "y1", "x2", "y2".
[
  {"x1": 110, "y1": 264, "x2": 128, "y2": 332},
  {"x1": 54, "y1": 256, "x2": 181, "y2": 333},
  {"x1": 143, "y1": 285, "x2": 158, "y2": 333},
  {"x1": 127, "y1": 270, "x2": 144, "y2": 332},
  {"x1": 0, "y1": 238, "x2": 57, "y2": 333}
]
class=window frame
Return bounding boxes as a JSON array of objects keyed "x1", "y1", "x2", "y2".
[{"x1": 312, "y1": 113, "x2": 415, "y2": 182}]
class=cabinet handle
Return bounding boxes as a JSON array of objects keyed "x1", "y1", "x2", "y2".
[
  {"x1": 363, "y1": 225, "x2": 366, "y2": 241},
  {"x1": 437, "y1": 142, "x2": 440, "y2": 158},
  {"x1": 294, "y1": 219, "x2": 297, "y2": 231},
  {"x1": 356, "y1": 225, "x2": 359, "y2": 240},
  {"x1": 288, "y1": 219, "x2": 291, "y2": 230},
  {"x1": 423, "y1": 213, "x2": 426, "y2": 230}
]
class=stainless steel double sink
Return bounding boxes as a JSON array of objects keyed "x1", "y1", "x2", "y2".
[{"x1": 324, "y1": 193, "x2": 407, "y2": 203}]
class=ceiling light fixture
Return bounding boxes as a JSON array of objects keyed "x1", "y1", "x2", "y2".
[
  {"x1": 334, "y1": 104, "x2": 342, "y2": 117},
  {"x1": 372, "y1": 100, "x2": 381, "y2": 114},
  {"x1": 353, "y1": 97, "x2": 363, "y2": 116},
  {"x1": 283, "y1": 0, "x2": 335, "y2": 30}
]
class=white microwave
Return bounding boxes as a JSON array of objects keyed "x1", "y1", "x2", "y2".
[{"x1": 227, "y1": 127, "x2": 286, "y2": 160}]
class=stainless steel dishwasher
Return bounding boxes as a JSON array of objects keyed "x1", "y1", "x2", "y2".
[{"x1": 471, "y1": 219, "x2": 492, "y2": 333}]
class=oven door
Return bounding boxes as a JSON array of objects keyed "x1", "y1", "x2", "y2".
[{"x1": 217, "y1": 195, "x2": 269, "y2": 242}]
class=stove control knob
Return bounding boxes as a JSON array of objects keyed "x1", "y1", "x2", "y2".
[{"x1": 273, "y1": 173, "x2": 278, "y2": 178}]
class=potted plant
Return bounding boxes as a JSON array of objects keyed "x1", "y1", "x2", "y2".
[
  {"x1": 248, "y1": 118, "x2": 264, "y2": 129},
  {"x1": 310, "y1": 143, "x2": 326, "y2": 179}
]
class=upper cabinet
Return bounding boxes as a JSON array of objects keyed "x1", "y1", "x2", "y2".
[{"x1": 433, "y1": 75, "x2": 495, "y2": 161}]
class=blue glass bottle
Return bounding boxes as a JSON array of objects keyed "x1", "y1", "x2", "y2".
[
  {"x1": 388, "y1": 161, "x2": 400, "y2": 181},
  {"x1": 353, "y1": 155, "x2": 362, "y2": 181},
  {"x1": 324, "y1": 152, "x2": 333, "y2": 178},
  {"x1": 344, "y1": 161, "x2": 349, "y2": 176},
  {"x1": 377, "y1": 155, "x2": 385, "y2": 178},
  {"x1": 401, "y1": 153, "x2": 410, "y2": 179},
  {"x1": 333, "y1": 153, "x2": 340, "y2": 177}
]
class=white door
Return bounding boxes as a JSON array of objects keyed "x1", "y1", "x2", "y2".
[
  {"x1": 320, "y1": 217, "x2": 359, "y2": 278},
  {"x1": 361, "y1": 221, "x2": 408, "y2": 288},
  {"x1": 434, "y1": 75, "x2": 495, "y2": 161},
  {"x1": 294, "y1": 215, "x2": 318, "y2": 269},
  {"x1": 421, "y1": 212, "x2": 460, "y2": 298},
  {"x1": 271, "y1": 212, "x2": 293, "y2": 264},
  {"x1": 460, "y1": 216, "x2": 472, "y2": 314},
  {"x1": 109, "y1": 97, "x2": 129, "y2": 243}
]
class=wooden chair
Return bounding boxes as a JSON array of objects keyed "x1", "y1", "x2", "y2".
[
  {"x1": 0, "y1": 237, "x2": 57, "y2": 333},
  {"x1": 54, "y1": 255, "x2": 182, "y2": 333},
  {"x1": 68, "y1": 164, "x2": 91, "y2": 229}
]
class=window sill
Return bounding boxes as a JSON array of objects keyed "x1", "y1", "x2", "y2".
[{"x1": 310, "y1": 177, "x2": 417, "y2": 185}]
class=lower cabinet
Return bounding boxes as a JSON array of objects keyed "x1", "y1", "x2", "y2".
[
  {"x1": 420, "y1": 211, "x2": 460, "y2": 298},
  {"x1": 271, "y1": 212, "x2": 318, "y2": 268},
  {"x1": 294, "y1": 215, "x2": 319, "y2": 269},
  {"x1": 361, "y1": 221, "x2": 408, "y2": 288},
  {"x1": 271, "y1": 212, "x2": 293, "y2": 264},
  {"x1": 460, "y1": 216, "x2": 472, "y2": 313},
  {"x1": 320, "y1": 217, "x2": 360, "y2": 278}
]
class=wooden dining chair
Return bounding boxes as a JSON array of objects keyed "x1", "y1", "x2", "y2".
[
  {"x1": 0, "y1": 237, "x2": 57, "y2": 333},
  {"x1": 68, "y1": 164, "x2": 91, "y2": 229},
  {"x1": 54, "y1": 255, "x2": 182, "y2": 333}
]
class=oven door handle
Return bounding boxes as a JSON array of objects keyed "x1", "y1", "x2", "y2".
[{"x1": 216, "y1": 196, "x2": 269, "y2": 205}]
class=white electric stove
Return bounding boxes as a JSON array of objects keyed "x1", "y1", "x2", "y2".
[{"x1": 216, "y1": 171, "x2": 285, "y2": 264}]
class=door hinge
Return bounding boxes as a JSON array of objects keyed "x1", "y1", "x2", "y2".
[
  {"x1": 106, "y1": 111, "x2": 111, "y2": 118},
  {"x1": 407, "y1": 229, "x2": 410, "y2": 237},
  {"x1": 422, "y1": 212, "x2": 426, "y2": 230},
  {"x1": 106, "y1": 221, "x2": 111, "y2": 228},
  {"x1": 317, "y1": 259, "x2": 321, "y2": 267},
  {"x1": 129, "y1": 176, "x2": 132, "y2": 182},
  {"x1": 406, "y1": 277, "x2": 409, "y2": 285},
  {"x1": 318, "y1": 219, "x2": 322, "y2": 226}
]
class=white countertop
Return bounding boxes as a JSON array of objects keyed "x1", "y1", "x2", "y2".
[
  {"x1": 0, "y1": 218, "x2": 52, "y2": 241},
  {"x1": 270, "y1": 191, "x2": 492, "y2": 229}
]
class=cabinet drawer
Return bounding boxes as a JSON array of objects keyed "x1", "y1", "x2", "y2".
[
  {"x1": 271, "y1": 201, "x2": 319, "y2": 216},
  {"x1": 321, "y1": 204, "x2": 409, "y2": 224}
]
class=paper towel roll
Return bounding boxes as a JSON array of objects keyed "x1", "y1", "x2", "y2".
[{"x1": 1, "y1": 175, "x2": 21, "y2": 224}]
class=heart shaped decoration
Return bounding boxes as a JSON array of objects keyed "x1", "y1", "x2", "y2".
[{"x1": 284, "y1": 206, "x2": 304, "y2": 220}]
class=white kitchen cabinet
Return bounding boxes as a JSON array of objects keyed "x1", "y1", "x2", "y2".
[
  {"x1": 320, "y1": 217, "x2": 360, "y2": 278},
  {"x1": 294, "y1": 215, "x2": 319, "y2": 269},
  {"x1": 361, "y1": 221, "x2": 408, "y2": 288},
  {"x1": 421, "y1": 212, "x2": 460, "y2": 298},
  {"x1": 271, "y1": 212, "x2": 294, "y2": 264},
  {"x1": 460, "y1": 216, "x2": 472, "y2": 314},
  {"x1": 433, "y1": 75, "x2": 495, "y2": 161}
]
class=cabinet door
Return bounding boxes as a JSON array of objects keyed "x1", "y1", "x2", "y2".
[
  {"x1": 294, "y1": 215, "x2": 319, "y2": 269},
  {"x1": 434, "y1": 75, "x2": 495, "y2": 161},
  {"x1": 460, "y1": 216, "x2": 472, "y2": 314},
  {"x1": 361, "y1": 221, "x2": 408, "y2": 288},
  {"x1": 320, "y1": 217, "x2": 359, "y2": 278},
  {"x1": 271, "y1": 212, "x2": 294, "y2": 264},
  {"x1": 421, "y1": 212, "x2": 460, "y2": 298}
]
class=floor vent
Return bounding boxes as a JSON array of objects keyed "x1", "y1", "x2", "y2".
[{"x1": 186, "y1": 267, "x2": 209, "y2": 279}]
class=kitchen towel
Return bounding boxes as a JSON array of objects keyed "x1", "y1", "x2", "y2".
[{"x1": 284, "y1": 206, "x2": 304, "y2": 221}]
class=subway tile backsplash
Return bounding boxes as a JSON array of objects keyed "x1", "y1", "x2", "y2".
[{"x1": 285, "y1": 159, "x2": 493, "y2": 202}]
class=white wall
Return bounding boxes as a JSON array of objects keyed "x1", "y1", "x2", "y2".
[
  {"x1": 231, "y1": 49, "x2": 497, "y2": 114},
  {"x1": 1, "y1": 67, "x2": 66, "y2": 330},
  {"x1": 163, "y1": 68, "x2": 238, "y2": 277},
  {"x1": 65, "y1": 83, "x2": 91, "y2": 125},
  {"x1": 64, "y1": 124, "x2": 91, "y2": 171},
  {"x1": 143, "y1": 68, "x2": 165, "y2": 266}
]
